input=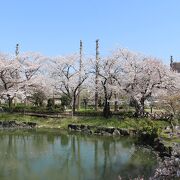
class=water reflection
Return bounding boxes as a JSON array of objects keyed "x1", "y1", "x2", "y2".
[{"x1": 0, "y1": 130, "x2": 157, "y2": 180}]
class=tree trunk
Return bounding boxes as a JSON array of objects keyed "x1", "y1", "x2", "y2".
[
  {"x1": 134, "y1": 99, "x2": 145, "y2": 117},
  {"x1": 114, "y1": 94, "x2": 118, "y2": 112},
  {"x1": 140, "y1": 97, "x2": 145, "y2": 116},
  {"x1": 102, "y1": 81, "x2": 112, "y2": 118},
  {"x1": 7, "y1": 96, "x2": 13, "y2": 111},
  {"x1": 72, "y1": 93, "x2": 76, "y2": 115},
  {"x1": 84, "y1": 99, "x2": 87, "y2": 110},
  {"x1": 95, "y1": 91, "x2": 98, "y2": 111},
  {"x1": 103, "y1": 97, "x2": 111, "y2": 118}
]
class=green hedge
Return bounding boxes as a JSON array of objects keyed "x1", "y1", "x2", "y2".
[
  {"x1": 1, "y1": 104, "x2": 64, "y2": 114},
  {"x1": 74, "y1": 111, "x2": 103, "y2": 116},
  {"x1": 74, "y1": 110, "x2": 134, "y2": 117}
]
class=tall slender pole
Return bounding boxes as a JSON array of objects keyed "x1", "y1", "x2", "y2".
[
  {"x1": 15, "y1": 44, "x2": 19, "y2": 57},
  {"x1": 95, "y1": 39, "x2": 99, "y2": 111},
  {"x1": 77, "y1": 40, "x2": 83, "y2": 110},
  {"x1": 170, "y1": 55, "x2": 173, "y2": 71},
  {"x1": 14, "y1": 44, "x2": 20, "y2": 107}
]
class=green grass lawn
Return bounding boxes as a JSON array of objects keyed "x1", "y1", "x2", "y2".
[{"x1": 0, "y1": 112, "x2": 170, "y2": 130}]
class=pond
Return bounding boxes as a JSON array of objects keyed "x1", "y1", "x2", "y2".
[{"x1": 0, "y1": 129, "x2": 157, "y2": 180}]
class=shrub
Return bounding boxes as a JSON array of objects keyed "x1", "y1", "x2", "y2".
[
  {"x1": 60, "y1": 95, "x2": 71, "y2": 106},
  {"x1": 31, "y1": 90, "x2": 47, "y2": 107},
  {"x1": 47, "y1": 98, "x2": 54, "y2": 111}
]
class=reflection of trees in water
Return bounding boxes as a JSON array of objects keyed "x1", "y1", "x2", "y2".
[
  {"x1": 0, "y1": 131, "x2": 156, "y2": 180},
  {"x1": 0, "y1": 133, "x2": 33, "y2": 179},
  {"x1": 71, "y1": 135, "x2": 136, "y2": 180},
  {"x1": 100, "y1": 138, "x2": 132, "y2": 180},
  {"x1": 47, "y1": 134, "x2": 55, "y2": 144},
  {"x1": 94, "y1": 140, "x2": 98, "y2": 177},
  {"x1": 0, "y1": 131, "x2": 72, "y2": 179},
  {"x1": 61, "y1": 134, "x2": 69, "y2": 146},
  {"x1": 117, "y1": 147, "x2": 157, "y2": 179},
  {"x1": 64, "y1": 135, "x2": 137, "y2": 180},
  {"x1": 102, "y1": 140, "x2": 110, "y2": 179}
]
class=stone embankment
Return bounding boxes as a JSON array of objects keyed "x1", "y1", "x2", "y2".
[
  {"x1": 0, "y1": 120, "x2": 37, "y2": 129},
  {"x1": 68, "y1": 124, "x2": 137, "y2": 136},
  {"x1": 151, "y1": 143, "x2": 180, "y2": 180}
]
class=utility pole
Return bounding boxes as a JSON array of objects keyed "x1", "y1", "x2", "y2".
[
  {"x1": 77, "y1": 40, "x2": 83, "y2": 110},
  {"x1": 15, "y1": 43, "x2": 19, "y2": 57},
  {"x1": 170, "y1": 55, "x2": 173, "y2": 71},
  {"x1": 95, "y1": 39, "x2": 99, "y2": 111},
  {"x1": 14, "y1": 43, "x2": 20, "y2": 107}
]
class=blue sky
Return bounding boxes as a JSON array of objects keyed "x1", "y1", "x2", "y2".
[{"x1": 0, "y1": 0, "x2": 180, "y2": 64}]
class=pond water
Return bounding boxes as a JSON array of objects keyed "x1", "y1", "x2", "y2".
[{"x1": 0, "y1": 129, "x2": 157, "y2": 180}]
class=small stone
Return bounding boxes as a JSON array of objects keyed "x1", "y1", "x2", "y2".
[{"x1": 113, "y1": 129, "x2": 120, "y2": 136}]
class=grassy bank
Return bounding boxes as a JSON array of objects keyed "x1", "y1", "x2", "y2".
[
  {"x1": 0, "y1": 112, "x2": 169, "y2": 129},
  {"x1": 0, "y1": 112, "x2": 178, "y2": 144}
]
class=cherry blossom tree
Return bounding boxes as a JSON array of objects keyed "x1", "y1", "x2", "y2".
[
  {"x1": 18, "y1": 52, "x2": 48, "y2": 104},
  {"x1": 114, "y1": 48, "x2": 178, "y2": 117},
  {"x1": 50, "y1": 54, "x2": 88, "y2": 115},
  {"x1": 1, "y1": 46, "x2": 179, "y2": 118},
  {"x1": 0, "y1": 53, "x2": 21, "y2": 107},
  {"x1": 98, "y1": 56, "x2": 121, "y2": 118}
]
